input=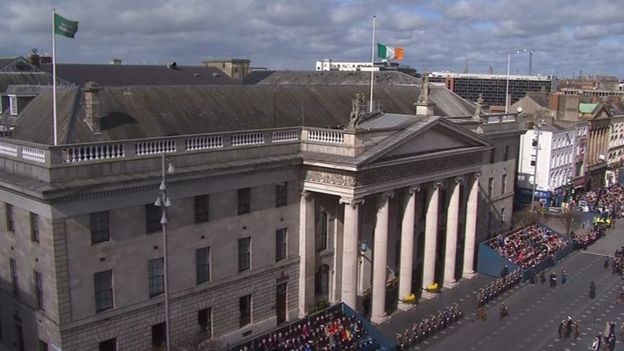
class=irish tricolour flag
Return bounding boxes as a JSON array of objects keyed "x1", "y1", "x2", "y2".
[{"x1": 377, "y1": 43, "x2": 404, "y2": 60}]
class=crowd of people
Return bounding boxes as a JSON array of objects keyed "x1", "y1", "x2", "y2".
[
  {"x1": 586, "y1": 184, "x2": 624, "y2": 218},
  {"x1": 476, "y1": 268, "x2": 522, "y2": 306},
  {"x1": 488, "y1": 225, "x2": 568, "y2": 269},
  {"x1": 394, "y1": 304, "x2": 463, "y2": 350},
  {"x1": 572, "y1": 226, "x2": 604, "y2": 249},
  {"x1": 235, "y1": 308, "x2": 381, "y2": 351}
]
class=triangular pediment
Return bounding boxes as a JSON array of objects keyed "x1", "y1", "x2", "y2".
[{"x1": 357, "y1": 116, "x2": 491, "y2": 167}]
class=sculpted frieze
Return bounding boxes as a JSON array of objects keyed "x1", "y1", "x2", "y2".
[
  {"x1": 304, "y1": 152, "x2": 482, "y2": 187},
  {"x1": 305, "y1": 170, "x2": 357, "y2": 187}
]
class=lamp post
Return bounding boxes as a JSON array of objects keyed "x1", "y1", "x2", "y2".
[
  {"x1": 505, "y1": 48, "x2": 528, "y2": 113},
  {"x1": 530, "y1": 121, "x2": 544, "y2": 212},
  {"x1": 155, "y1": 154, "x2": 174, "y2": 351}
]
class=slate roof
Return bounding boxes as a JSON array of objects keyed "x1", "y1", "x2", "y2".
[
  {"x1": 38, "y1": 63, "x2": 239, "y2": 86},
  {"x1": 0, "y1": 72, "x2": 53, "y2": 93},
  {"x1": 255, "y1": 70, "x2": 420, "y2": 86},
  {"x1": 9, "y1": 83, "x2": 477, "y2": 145}
]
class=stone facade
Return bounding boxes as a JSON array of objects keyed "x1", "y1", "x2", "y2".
[{"x1": 0, "y1": 111, "x2": 521, "y2": 350}]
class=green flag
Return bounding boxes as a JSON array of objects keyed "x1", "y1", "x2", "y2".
[{"x1": 54, "y1": 13, "x2": 78, "y2": 38}]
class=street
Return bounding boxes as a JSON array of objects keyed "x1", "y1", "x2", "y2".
[{"x1": 412, "y1": 221, "x2": 624, "y2": 351}]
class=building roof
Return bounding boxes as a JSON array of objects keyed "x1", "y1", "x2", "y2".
[
  {"x1": 579, "y1": 103, "x2": 598, "y2": 114},
  {"x1": 525, "y1": 91, "x2": 549, "y2": 108},
  {"x1": 39, "y1": 63, "x2": 239, "y2": 86},
  {"x1": 0, "y1": 72, "x2": 53, "y2": 93},
  {"x1": 9, "y1": 83, "x2": 477, "y2": 145},
  {"x1": 254, "y1": 70, "x2": 420, "y2": 86}
]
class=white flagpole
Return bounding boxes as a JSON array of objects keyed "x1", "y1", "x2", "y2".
[
  {"x1": 52, "y1": 8, "x2": 58, "y2": 146},
  {"x1": 369, "y1": 15, "x2": 375, "y2": 113}
]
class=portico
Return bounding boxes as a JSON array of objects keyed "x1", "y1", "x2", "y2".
[{"x1": 297, "y1": 113, "x2": 490, "y2": 321}]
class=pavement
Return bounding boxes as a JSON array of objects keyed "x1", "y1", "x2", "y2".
[{"x1": 376, "y1": 213, "x2": 624, "y2": 351}]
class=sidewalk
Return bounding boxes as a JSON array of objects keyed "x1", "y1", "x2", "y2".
[{"x1": 376, "y1": 273, "x2": 499, "y2": 339}]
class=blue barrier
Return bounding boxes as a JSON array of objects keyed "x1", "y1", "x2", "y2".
[{"x1": 476, "y1": 242, "x2": 519, "y2": 277}]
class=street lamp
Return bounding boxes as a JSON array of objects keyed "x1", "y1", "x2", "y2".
[
  {"x1": 505, "y1": 48, "x2": 529, "y2": 113},
  {"x1": 154, "y1": 154, "x2": 174, "y2": 351},
  {"x1": 530, "y1": 120, "x2": 545, "y2": 212}
]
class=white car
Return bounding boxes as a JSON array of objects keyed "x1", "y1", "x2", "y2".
[{"x1": 578, "y1": 200, "x2": 590, "y2": 212}]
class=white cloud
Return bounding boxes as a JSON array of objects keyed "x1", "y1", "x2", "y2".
[{"x1": 1, "y1": 0, "x2": 623, "y2": 77}]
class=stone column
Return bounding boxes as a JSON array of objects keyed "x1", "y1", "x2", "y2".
[
  {"x1": 340, "y1": 197, "x2": 363, "y2": 310},
  {"x1": 443, "y1": 178, "x2": 461, "y2": 287},
  {"x1": 371, "y1": 191, "x2": 393, "y2": 324},
  {"x1": 298, "y1": 191, "x2": 315, "y2": 318},
  {"x1": 398, "y1": 186, "x2": 419, "y2": 311},
  {"x1": 462, "y1": 173, "x2": 480, "y2": 278},
  {"x1": 422, "y1": 182, "x2": 440, "y2": 298}
]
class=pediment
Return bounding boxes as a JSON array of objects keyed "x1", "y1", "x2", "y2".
[{"x1": 358, "y1": 117, "x2": 491, "y2": 167}]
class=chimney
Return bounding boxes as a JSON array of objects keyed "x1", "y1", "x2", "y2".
[{"x1": 84, "y1": 82, "x2": 102, "y2": 134}]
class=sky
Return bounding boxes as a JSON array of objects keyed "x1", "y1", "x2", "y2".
[{"x1": 2, "y1": 0, "x2": 624, "y2": 78}]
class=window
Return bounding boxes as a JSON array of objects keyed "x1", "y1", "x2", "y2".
[
  {"x1": 316, "y1": 211, "x2": 328, "y2": 252},
  {"x1": 275, "y1": 182, "x2": 287, "y2": 208},
  {"x1": 501, "y1": 174, "x2": 507, "y2": 195},
  {"x1": 198, "y1": 307, "x2": 212, "y2": 337},
  {"x1": 90, "y1": 211, "x2": 110, "y2": 244},
  {"x1": 145, "y1": 204, "x2": 161, "y2": 234},
  {"x1": 94, "y1": 270, "x2": 113, "y2": 312},
  {"x1": 503, "y1": 145, "x2": 510, "y2": 161},
  {"x1": 530, "y1": 159, "x2": 536, "y2": 166},
  {"x1": 501, "y1": 208, "x2": 506, "y2": 224},
  {"x1": 98, "y1": 338, "x2": 117, "y2": 351},
  {"x1": 237, "y1": 188, "x2": 251, "y2": 215},
  {"x1": 238, "y1": 237, "x2": 251, "y2": 272},
  {"x1": 151, "y1": 322, "x2": 166, "y2": 348},
  {"x1": 489, "y1": 148, "x2": 496, "y2": 163},
  {"x1": 275, "y1": 228, "x2": 287, "y2": 262},
  {"x1": 5, "y1": 204, "x2": 14, "y2": 232},
  {"x1": 148, "y1": 258, "x2": 164, "y2": 297},
  {"x1": 30, "y1": 212, "x2": 39, "y2": 243},
  {"x1": 239, "y1": 295, "x2": 252, "y2": 327},
  {"x1": 194, "y1": 195, "x2": 210, "y2": 223},
  {"x1": 9, "y1": 95, "x2": 17, "y2": 116},
  {"x1": 196, "y1": 247, "x2": 210, "y2": 284},
  {"x1": 38, "y1": 340, "x2": 48, "y2": 351},
  {"x1": 34, "y1": 270, "x2": 43, "y2": 310},
  {"x1": 10, "y1": 258, "x2": 18, "y2": 296},
  {"x1": 315, "y1": 264, "x2": 330, "y2": 300},
  {"x1": 488, "y1": 177, "x2": 494, "y2": 198}
]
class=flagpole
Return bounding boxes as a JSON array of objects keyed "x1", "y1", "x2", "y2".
[
  {"x1": 369, "y1": 15, "x2": 375, "y2": 113},
  {"x1": 52, "y1": 8, "x2": 58, "y2": 146}
]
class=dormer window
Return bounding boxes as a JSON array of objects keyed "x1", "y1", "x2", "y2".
[{"x1": 9, "y1": 95, "x2": 18, "y2": 116}]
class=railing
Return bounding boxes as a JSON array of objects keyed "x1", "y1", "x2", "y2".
[
  {"x1": 272, "y1": 129, "x2": 299, "y2": 143},
  {"x1": 63, "y1": 144, "x2": 125, "y2": 163},
  {"x1": 0, "y1": 142, "x2": 18, "y2": 157},
  {"x1": 307, "y1": 129, "x2": 345, "y2": 144},
  {"x1": 485, "y1": 114, "x2": 517, "y2": 124},
  {"x1": 21, "y1": 146, "x2": 46, "y2": 163},
  {"x1": 185, "y1": 136, "x2": 223, "y2": 151},
  {"x1": 135, "y1": 139, "x2": 176, "y2": 156},
  {"x1": 0, "y1": 126, "x2": 353, "y2": 166}
]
